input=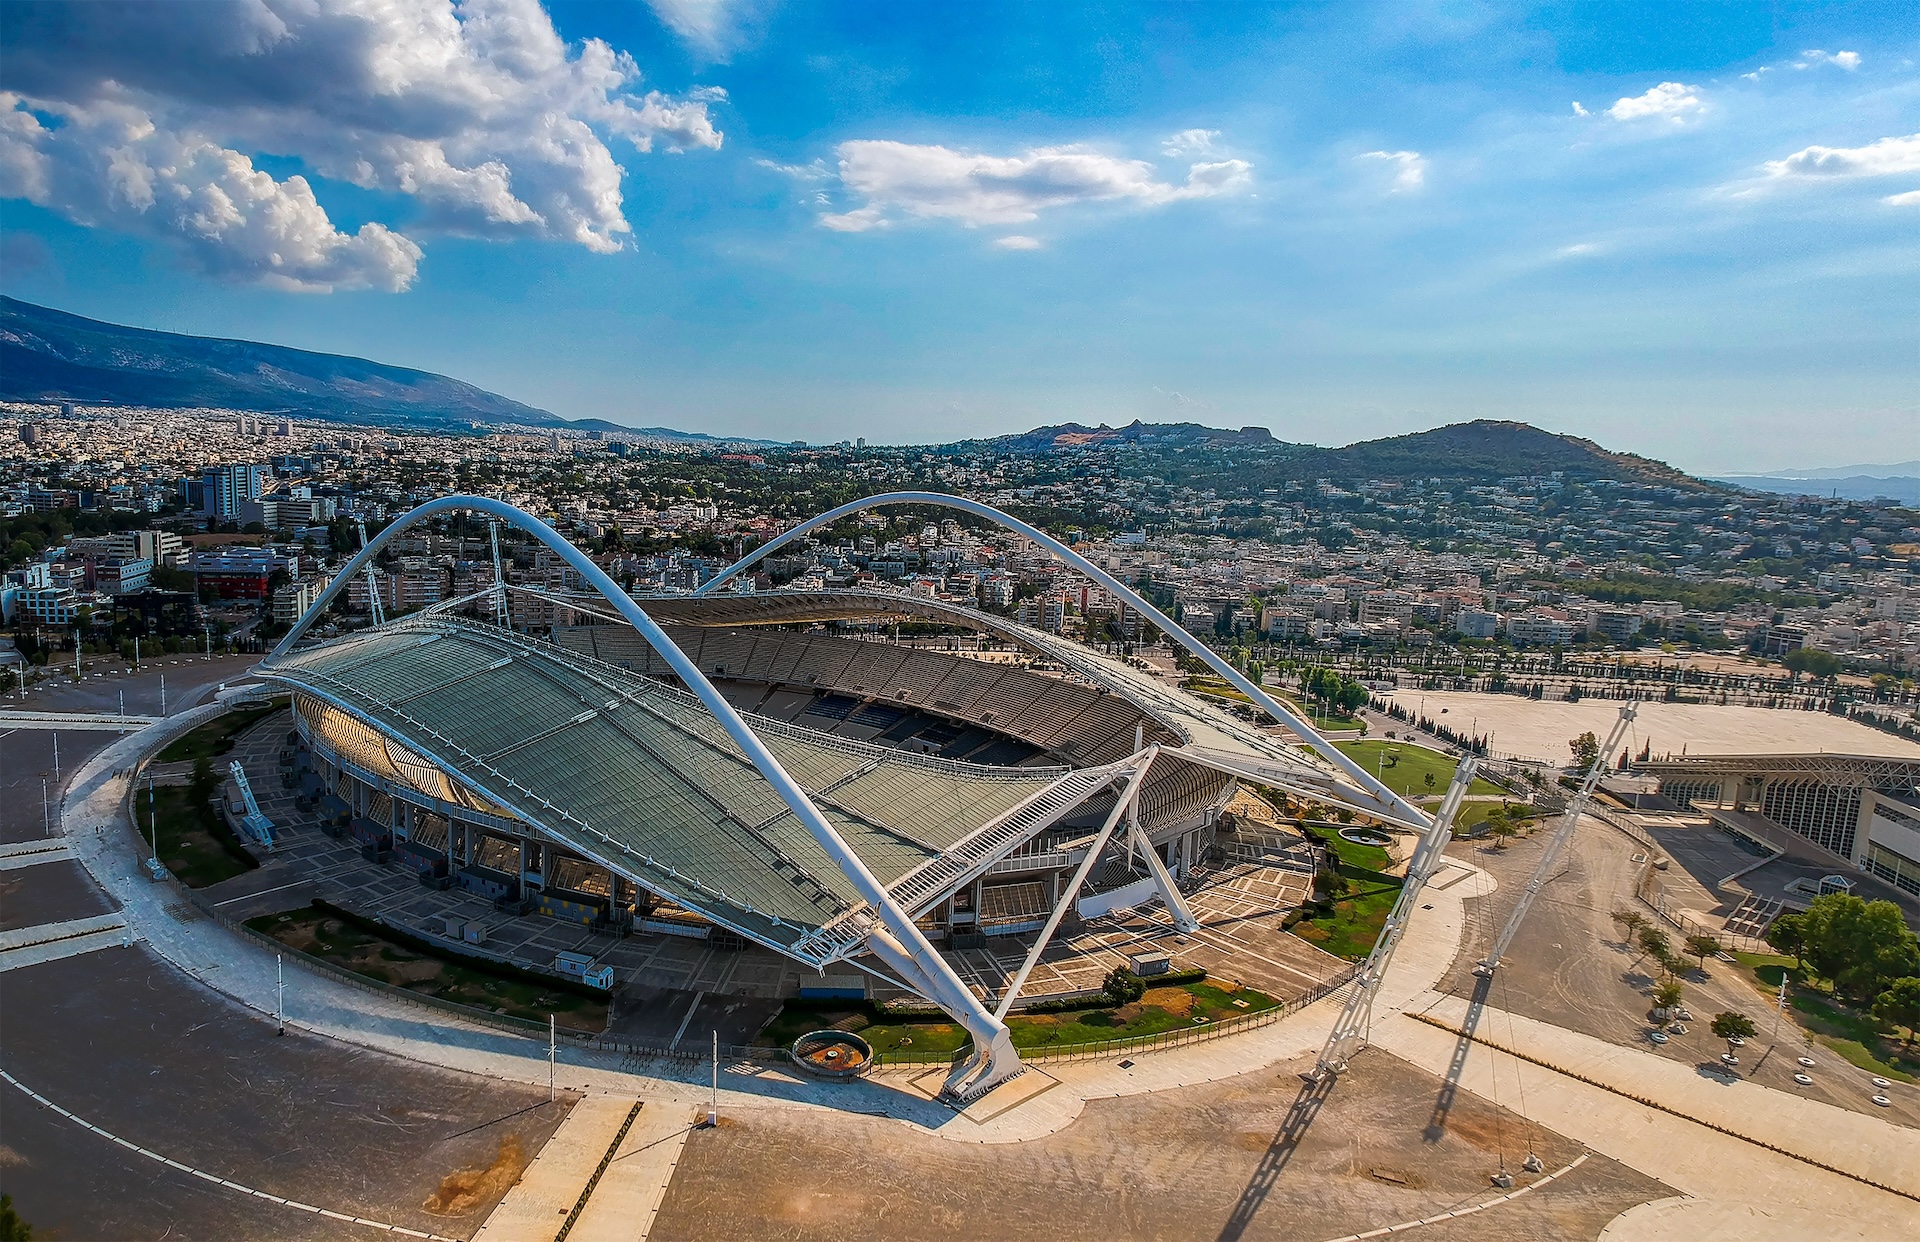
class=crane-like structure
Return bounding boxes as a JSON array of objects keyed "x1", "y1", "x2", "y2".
[
  {"x1": 356, "y1": 518, "x2": 385, "y2": 626},
  {"x1": 1310, "y1": 754, "x2": 1481, "y2": 1080},
  {"x1": 1476, "y1": 703, "x2": 1637, "y2": 976}
]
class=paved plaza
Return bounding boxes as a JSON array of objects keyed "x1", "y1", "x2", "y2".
[{"x1": 1381, "y1": 689, "x2": 1920, "y2": 764}]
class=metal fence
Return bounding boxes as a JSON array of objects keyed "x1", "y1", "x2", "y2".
[{"x1": 872, "y1": 966, "x2": 1360, "y2": 1068}]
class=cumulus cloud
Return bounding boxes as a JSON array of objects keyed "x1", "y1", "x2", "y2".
[
  {"x1": 1886, "y1": 190, "x2": 1920, "y2": 206},
  {"x1": 816, "y1": 140, "x2": 1251, "y2": 232},
  {"x1": 1607, "y1": 82, "x2": 1704, "y2": 122},
  {"x1": 1764, "y1": 133, "x2": 1920, "y2": 179},
  {"x1": 994, "y1": 235, "x2": 1043, "y2": 250},
  {"x1": 1795, "y1": 49, "x2": 1862, "y2": 70},
  {"x1": 1360, "y1": 149, "x2": 1426, "y2": 192},
  {"x1": 1572, "y1": 101, "x2": 1589, "y2": 116},
  {"x1": 1162, "y1": 129, "x2": 1219, "y2": 156},
  {"x1": 0, "y1": 0, "x2": 721, "y2": 290}
]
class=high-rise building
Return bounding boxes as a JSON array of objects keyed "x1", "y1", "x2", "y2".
[{"x1": 200, "y1": 464, "x2": 268, "y2": 519}]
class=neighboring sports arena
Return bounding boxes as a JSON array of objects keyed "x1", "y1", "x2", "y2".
[{"x1": 263, "y1": 494, "x2": 1422, "y2": 1099}]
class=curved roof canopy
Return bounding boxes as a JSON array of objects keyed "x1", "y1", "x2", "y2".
[{"x1": 265, "y1": 616, "x2": 1087, "y2": 953}]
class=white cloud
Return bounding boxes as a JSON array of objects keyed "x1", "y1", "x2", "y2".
[
  {"x1": 1162, "y1": 129, "x2": 1219, "y2": 156},
  {"x1": 1556, "y1": 243, "x2": 1598, "y2": 258},
  {"x1": 1360, "y1": 149, "x2": 1426, "y2": 192},
  {"x1": 646, "y1": 0, "x2": 739, "y2": 54},
  {"x1": 1764, "y1": 133, "x2": 1920, "y2": 179},
  {"x1": 1795, "y1": 49, "x2": 1862, "y2": 70},
  {"x1": 1607, "y1": 82, "x2": 1704, "y2": 122},
  {"x1": 1886, "y1": 190, "x2": 1920, "y2": 206},
  {"x1": 817, "y1": 140, "x2": 1251, "y2": 232},
  {"x1": 0, "y1": 0, "x2": 721, "y2": 290},
  {"x1": 1741, "y1": 66, "x2": 1772, "y2": 82},
  {"x1": 1571, "y1": 102, "x2": 1589, "y2": 117},
  {"x1": 755, "y1": 157, "x2": 831, "y2": 181},
  {"x1": 994, "y1": 235, "x2": 1043, "y2": 250}
]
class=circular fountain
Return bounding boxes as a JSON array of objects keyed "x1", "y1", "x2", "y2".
[{"x1": 789, "y1": 1030, "x2": 875, "y2": 1080}]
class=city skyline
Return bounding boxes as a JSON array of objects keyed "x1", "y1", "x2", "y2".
[{"x1": 1, "y1": 1, "x2": 1915, "y2": 471}]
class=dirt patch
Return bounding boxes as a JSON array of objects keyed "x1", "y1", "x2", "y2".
[
  {"x1": 1142, "y1": 986, "x2": 1196, "y2": 1016},
  {"x1": 423, "y1": 1134, "x2": 526, "y2": 1217}
]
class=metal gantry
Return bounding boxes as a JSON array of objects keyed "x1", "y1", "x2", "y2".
[
  {"x1": 1310, "y1": 754, "x2": 1480, "y2": 1080},
  {"x1": 1477, "y1": 703, "x2": 1638, "y2": 975}
]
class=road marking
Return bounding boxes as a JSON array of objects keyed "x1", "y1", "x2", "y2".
[
  {"x1": 211, "y1": 879, "x2": 312, "y2": 907},
  {"x1": 667, "y1": 991, "x2": 705, "y2": 1050},
  {"x1": 0, "y1": 1067, "x2": 460, "y2": 1240},
  {"x1": 1314, "y1": 1154, "x2": 1588, "y2": 1242}
]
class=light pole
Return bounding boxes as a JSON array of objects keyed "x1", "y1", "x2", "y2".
[
  {"x1": 548, "y1": 1014, "x2": 556, "y2": 1102},
  {"x1": 276, "y1": 955, "x2": 286, "y2": 1036},
  {"x1": 709, "y1": 1029, "x2": 719, "y2": 1127}
]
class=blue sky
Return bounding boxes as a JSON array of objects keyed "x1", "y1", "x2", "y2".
[{"x1": 1, "y1": 1, "x2": 1915, "y2": 472}]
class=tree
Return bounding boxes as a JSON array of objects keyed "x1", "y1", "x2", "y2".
[
  {"x1": 1783, "y1": 648, "x2": 1841, "y2": 679},
  {"x1": 1685, "y1": 934, "x2": 1722, "y2": 968},
  {"x1": 1422, "y1": 771, "x2": 1436, "y2": 793},
  {"x1": 1612, "y1": 908, "x2": 1649, "y2": 941},
  {"x1": 1872, "y1": 976, "x2": 1920, "y2": 1049},
  {"x1": 1765, "y1": 912, "x2": 1807, "y2": 970},
  {"x1": 1637, "y1": 925, "x2": 1670, "y2": 963},
  {"x1": 1800, "y1": 893, "x2": 1920, "y2": 1002},
  {"x1": 1568, "y1": 730, "x2": 1601, "y2": 771},
  {"x1": 1487, "y1": 810, "x2": 1519, "y2": 850},
  {"x1": 0, "y1": 1192, "x2": 30, "y2": 1242},
  {"x1": 1653, "y1": 980, "x2": 1684, "y2": 1012},
  {"x1": 1710, "y1": 1011, "x2": 1756, "y2": 1045}
]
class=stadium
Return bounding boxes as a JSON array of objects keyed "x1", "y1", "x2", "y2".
[{"x1": 263, "y1": 493, "x2": 1420, "y2": 1099}]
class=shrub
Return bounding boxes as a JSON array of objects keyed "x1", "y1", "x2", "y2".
[{"x1": 1103, "y1": 966, "x2": 1146, "y2": 1006}]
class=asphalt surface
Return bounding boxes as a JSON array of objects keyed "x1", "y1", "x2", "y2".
[
  {"x1": 1436, "y1": 820, "x2": 1920, "y2": 1127},
  {"x1": 0, "y1": 654, "x2": 262, "y2": 843},
  {"x1": 0, "y1": 663, "x2": 585, "y2": 1242},
  {"x1": 1, "y1": 945, "x2": 570, "y2": 1241}
]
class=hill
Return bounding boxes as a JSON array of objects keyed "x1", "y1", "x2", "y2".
[
  {"x1": 1307, "y1": 420, "x2": 1708, "y2": 489},
  {"x1": 0, "y1": 296, "x2": 561, "y2": 430},
  {"x1": 964, "y1": 417, "x2": 1711, "y2": 490}
]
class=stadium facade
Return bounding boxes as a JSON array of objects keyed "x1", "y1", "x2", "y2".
[{"x1": 265, "y1": 493, "x2": 1420, "y2": 1099}]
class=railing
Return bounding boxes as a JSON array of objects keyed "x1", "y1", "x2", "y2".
[{"x1": 871, "y1": 965, "x2": 1361, "y2": 1067}]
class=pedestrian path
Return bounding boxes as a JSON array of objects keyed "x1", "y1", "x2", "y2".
[
  {"x1": 472, "y1": 1095, "x2": 635, "y2": 1242},
  {"x1": 563, "y1": 1099, "x2": 695, "y2": 1242},
  {"x1": 1373, "y1": 1012, "x2": 1918, "y2": 1239},
  {"x1": 0, "y1": 840, "x2": 73, "y2": 871},
  {"x1": 0, "y1": 913, "x2": 132, "y2": 972},
  {"x1": 0, "y1": 709, "x2": 162, "y2": 732},
  {"x1": 1409, "y1": 990, "x2": 1920, "y2": 1195}
]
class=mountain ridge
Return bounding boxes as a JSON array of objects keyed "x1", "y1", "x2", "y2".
[{"x1": 4, "y1": 297, "x2": 1716, "y2": 489}]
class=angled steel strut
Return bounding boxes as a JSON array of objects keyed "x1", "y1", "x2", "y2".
[
  {"x1": 1476, "y1": 703, "x2": 1637, "y2": 976},
  {"x1": 1311, "y1": 754, "x2": 1480, "y2": 1080}
]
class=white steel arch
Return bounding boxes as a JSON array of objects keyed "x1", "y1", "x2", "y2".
[
  {"x1": 267, "y1": 495, "x2": 1019, "y2": 1098},
  {"x1": 696, "y1": 491, "x2": 1430, "y2": 827}
]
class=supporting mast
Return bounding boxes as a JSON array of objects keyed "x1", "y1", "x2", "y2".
[
  {"x1": 1477, "y1": 704, "x2": 1637, "y2": 975},
  {"x1": 488, "y1": 518, "x2": 510, "y2": 628},
  {"x1": 994, "y1": 752, "x2": 1157, "y2": 1021},
  {"x1": 356, "y1": 519, "x2": 384, "y2": 626},
  {"x1": 1311, "y1": 754, "x2": 1480, "y2": 1080}
]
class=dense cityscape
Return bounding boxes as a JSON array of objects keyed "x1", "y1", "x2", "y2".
[{"x1": 6, "y1": 403, "x2": 1916, "y2": 738}]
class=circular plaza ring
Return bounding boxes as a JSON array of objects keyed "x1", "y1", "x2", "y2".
[
  {"x1": 790, "y1": 1030, "x2": 875, "y2": 1080},
  {"x1": 1338, "y1": 827, "x2": 1392, "y2": 847}
]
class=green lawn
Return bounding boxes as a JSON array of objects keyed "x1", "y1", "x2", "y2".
[
  {"x1": 156, "y1": 703, "x2": 285, "y2": 763},
  {"x1": 1333, "y1": 740, "x2": 1505, "y2": 798},
  {"x1": 247, "y1": 906, "x2": 606, "y2": 1031},
  {"x1": 143, "y1": 784, "x2": 259, "y2": 888},
  {"x1": 1453, "y1": 801, "x2": 1542, "y2": 833},
  {"x1": 756, "y1": 978, "x2": 1280, "y2": 1060},
  {"x1": 1728, "y1": 951, "x2": 1918, "y2": 1082},
  {"x1": 1289, "y1": 826, "x2": 1401, "y2": 960}
]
